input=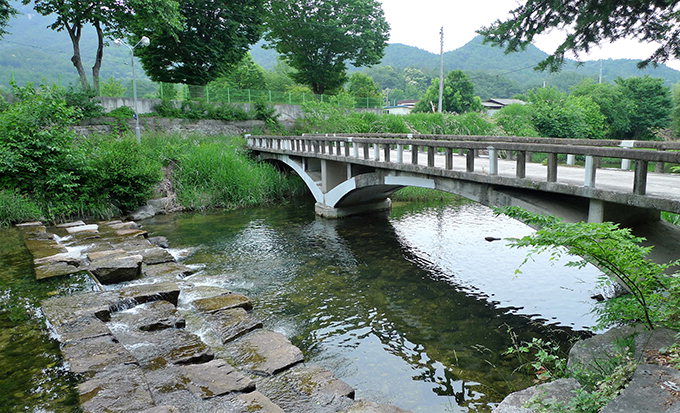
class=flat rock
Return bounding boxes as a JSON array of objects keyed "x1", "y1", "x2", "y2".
[
  {"x1": 79, "y1": 364, "x2": 154, "y2": 413},
  {"x1": 51, "y1": 314, "x2": 111, "y2": 344},
  {"x1": 635, "y1": 328, "x2": 679, "y2": 362},
  {"x1": 192, "y1": 293, "x2": 252, "y2": 313},
  {"x1": 568, "y1": 325, "x2": 646, "y2": 370},
  {"x1": 90, "y1": 254, "x2": 142, "y2": 284},
  {"x1": 66, "y1": 224, "x2": 99, "y2": 234},
  {"x1": 144, "y1": 262, "x2": 196, "y2": 279},
  {"x1": 237, "y1": 391, "x2": 285, "y2": 413},
  {"x1": 148, "y1": 236, "x2": 169, "y2": 248},
  {"x1": 25, "y1": 227, "x2": 52, "y2": 240},
  {"x1": 133, "y1": 247, "x2": 175, "y2": 265},
  {"x1": 57, "y1": 220, "x2": 86, "y2": 228},
  {"x1": 34, "y1": 252, "x2": 82, "y2": 267},
  {"x1": 343, "y1": 401, "x2": 411, "y2": 413},
  {"x1": 24, "y1": 239, "x2": 67, "y2": 259},
  {"x1": 107, "y1": 221, "x2": 139, "y2": 230},
  {"x1": 602, "y1": 364, "x2": 680, "y2": 413},
  {"x1": 111, "y1": 301, "x2": 184, "y2": 332},
  {"x1": 213, "y1": 308, "x2": 263, "y2": 343},
  {"x1": 42, "y1": 291, "x2": 120, "y2": 326},
  {"x1": 118, "y1": 281, "x2": 180, "y2": 307},
  {"x1": 232, "y1": 330, "x2": 304, "y2": 376},
  {"x1": 492, "y1": 378, "x2": 580, "y2": 413},
  {"x1": 35, "y1": 261, "x2": 83, "y2": 280},
  {"x1": 62, "y1": 334, "x2": 137, "y2": 377},
  {"x1": 16, "y1": 221, "x2": 43, "y2": 227},
  {"x1": 130, "y1": 205, "x2": 156, "y2": 221},
  {"x1": 110, "y1": 238, "x2": 153, "y2": 250},
  {"x1": 111, "y1": 326, "x2": 213, "y2": 369},
  {"x1": 171, "y1": 359, "x2": 255, "y2": 399},
  {"x1": 140, "y1": 407, "x2": 180, "y2": 413},
  {"x1": 115, "y1": 228, "x2": 148, "y2": 238},
  {"x1": 87, "y1": 249, "x2": 126, "y2": 261}
]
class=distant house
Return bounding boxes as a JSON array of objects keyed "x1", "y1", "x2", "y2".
[
  {"x1": 482, "y1": 98, "x2": 527, "y2": 115},
  {"x1": 384, "y1": 100, "x2": 418, "y2": 115}
]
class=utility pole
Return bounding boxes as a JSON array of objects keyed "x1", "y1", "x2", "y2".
[{"x1": 438, "y1": 26, "x2": 444, "y2": 113}]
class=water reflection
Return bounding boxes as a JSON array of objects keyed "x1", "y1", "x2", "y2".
[{"x1": 144, "y1": 200, "x2": 600, "y2": 412}]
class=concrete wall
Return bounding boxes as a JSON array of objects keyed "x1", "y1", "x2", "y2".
[
  {"x1": 97, "y1": 97, "x2": 382, "y2": 121},
  {"x1": 74, "y1": 117, "x2": 266, "y2": 136}
]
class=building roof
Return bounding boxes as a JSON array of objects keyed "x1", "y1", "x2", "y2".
[{"x1": 484, "y1": 98, "x2": 527, "y2": 106}]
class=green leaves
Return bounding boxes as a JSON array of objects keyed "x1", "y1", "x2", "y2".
[{"x1": 413, "y1": 70, "x2": 482, "y2": 114}]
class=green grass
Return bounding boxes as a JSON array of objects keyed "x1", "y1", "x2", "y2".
[
  {"x1": 661, "y1": 211, "x2": 680, "y2": 226},
  {"x1": 390, "y1": 187, "x2": 465, "y2": 202},
  {"x1": 0, "y1": 190, "x2": 42, "y2": 227}
]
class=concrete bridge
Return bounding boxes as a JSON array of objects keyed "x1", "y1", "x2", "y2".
[{"x1": 247, "y1": 133, "x2": 680, "y2": 222}]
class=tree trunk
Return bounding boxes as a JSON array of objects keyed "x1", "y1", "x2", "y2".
[
  {"x1": 91, "y1": 22, "x2": 104, "y2": 95},
  {"x1": 66, "y1": 24, "x2": 89, "y2": 90}
]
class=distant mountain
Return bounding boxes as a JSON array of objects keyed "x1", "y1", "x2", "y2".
[{"x1": 2, "y1": 1, "x2": 680, "y2": 97}]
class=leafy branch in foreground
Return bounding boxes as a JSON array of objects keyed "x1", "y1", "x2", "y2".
[{"x1": 495, "y1": 206, "x2": 680, "y2": 331}]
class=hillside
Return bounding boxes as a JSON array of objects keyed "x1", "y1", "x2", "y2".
[{"x1": 2, "y1": 2, "x2": 680, "y2": 98}]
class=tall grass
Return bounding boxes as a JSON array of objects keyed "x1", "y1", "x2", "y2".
[
  {"x1": 0, "y1": 190, "x2": 42, "y2": 227},
  {"x1": 390, "y1": 187, "x2": 466, "y2": 203},
  {"x1": 661, "y1": 211, "x2": 680, "y2": 226}
]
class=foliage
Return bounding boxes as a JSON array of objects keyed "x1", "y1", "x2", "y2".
[
  {"x1": 571, "y1": 79, "x2": 634, "y2": 139},
  {"x1": 526, "y1": 87, "x2": 607, "y2": 139},
  {"x1": 479, "y1": 0, "x2": 680, "y2": 71},
  {"x1": 265, "y1": 0, "x2": 389, "y2": 94},
  {"x1": 0, "y1": 0, "x2": 16, "y2": 38},
  {"x1": 151, "y1": 100, "x2": 252, "y2": 121},
  {"x1": 616, "y1": 76, "x2": 672, "y2": 140},
  {"x1": 504, "y1": 333, "x2": 567, "y2": 382},
  {"x1": 209, "y1": 54, "x2": 266, "y2": 91},
  {"x1": 159, "y1": 83, "x2": 178, "y2": 101},
  {"x1": 390, "y1": 187, "x2": 463, "y2": 203},
  {"x1": 672, "y1": 83, "x2": 680, "y2": 138},
  {"x1": 0, "y1": 189, "x2": 41, "y2": 227},
  {"x1": 59, "y1": 86, "x2": 104, "y2": 118},
  {"x1": 23, "y1": 0, "x2": 182, "y2": 91},
  {"x1": 661, "y1": 212, "x2": 680, "y2": 226},
  {"x1": 347, "y1": 72, "x2": 382, "y2": 101},
  {"x1": 497, "y1": 207, "x2": 680, "y2": 330},
  {"x1": 494, "y1": 103, "x2": 539, "y2": 137},
  {"x1": 253, "y1": 99, "x2": 279, "y2": 127},
  {"x1": 413, "y1": 70, "x2": 482, "y2": 114},
  {"x1": 137, "y1": 0, "x2": 264, "y2": 87},
  {"x1": 99, "y1": 76, "x2": 127, "y2": 98}
]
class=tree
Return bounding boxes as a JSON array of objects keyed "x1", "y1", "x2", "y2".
[
  {"x1": 265, "y1": 0, "x2": 390, "y2": 95},
  {"x1": 526, "y1": 87, "x2": 607, "y2": 139},
  {"x1": 24, "y1": 0, "x2": 181, "y2": 92},
  {"x1": 615, "y1": 76, "x2": 671, "y2": 140},
  {"x1": 0, "y1": 0, "x2": 16, "y2": 38},
  {"x1": 479, "y1": 0, "x2": 680, "y2": 71},
  {"x1": 137, "y1": 0, "x2": 265, "y2": 97},
  {"x1": 413, "y1": 70, "x2": 482, "y2": 113},
  {"x1": 210, "y1": 54, "x2": 266, "y2": 91},
  {"x1": 347, "y1": 72, "x2": 381, "y2": 100},
  {"x1": 671, "y1": 83, "x2": 680, "y2": 138},
  {"x1": 571, "y1": 79, "x2": 634, "y2": 139}
]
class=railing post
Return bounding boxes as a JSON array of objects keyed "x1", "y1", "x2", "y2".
[
  {"x1": 244, "y1": 134, "x2": 252, "y2": 147},
  {"x1": 516, "y1": 151, "x2": 526, "y2": 178},
  {"x1": 363, "y1": 143, "x2": 369, "y2": 159},
  {"x1": 373, "y1": 143, "x2": 380, "y2": 161},
  {"x1": 344, "y1": 139, "x2": 350, "y2": 157},
  {"x1": 336, "y1": 140, "x2": 341, "y2": 154},
  {"x1": 276, "y1": 138, "x2": 281, "y2": 150},
  {"x1": 584, "y1": 155, "x2": 596, "y2": 187},
  {"x1": 427, "y1": 146, "x2": 435, "y2": 167},
  {"x1": 384, "y1": 144, "x2": 391, "y2": 162},
  {"x1": 314, "y1": 140, "x2": 319, "y2": 154},
  {"x1": 352, "y1": 139, "x2": 359, "y2": 158},
  {"x1": 445, "y1": 148, "x2": 453, "y2": 169},
  {"x1": 634, "y1": 160, "x2": 648, "y2": 195},
  {"x1": 411, "y1": 144, "x2": 419, "y2": 164},
  {"x1": 328, "y1": 140, "x2": 334, "y2": 155},
  {"x1": 566, "y1": 154, "x2": 576, "y2": 166},
  {"x1": 487, "y1": 146, "x2": 498, "y2": 175},
  {"x1": 466, "y1": 149, "x2": 475, "y2": 172},
  {"x1": 620, "y1": 140, "x2": 634, "y2": 170},
  {"x1": 547, "y1": 153, "x2": 558, "y2": 182},
  {"x1": 397, "y1": 144, "x2": 403, "y2": 163}
]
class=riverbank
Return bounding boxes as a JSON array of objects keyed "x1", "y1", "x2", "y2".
[{"x1": 15, "y1": 218, "x2": 409, "y2": 412}]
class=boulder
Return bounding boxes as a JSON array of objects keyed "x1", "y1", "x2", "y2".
[
  {"x1": 492, "y1": 378, "x2": 580, "y2": 413},
  {"x1": 118, "y1": 281, "x2": 181, "y2": 306},
  {"x1": 79, "y1": 364, "x2": 155, "y2": 413},
  {"x1": 90, "y1": 255, "x2": 143, "y2": 284},
  {"x1": 66, "y1": 224, "x2": 99, "y2": 234},
  {"x1": 148, "y1": 236, "x2": 169, "y2": 248},
  {"x1": 231, "y1": 330, "x2": 304, "y2": 376},
  {"x1": 130, "y1": 205, "x2": 156, "y2": 221},
  {"x1": 635, "y1": 328, "x2": 679, "y2": 362},
  {"x1": 567, "y1": 325, "x2": 646, "y2": 370},
  {"x1": 192, "y1": 293, "x2": 253, "y2": 313},
  {"x1": 601, "y1": 364, "x2": 680, "y2": 413}
]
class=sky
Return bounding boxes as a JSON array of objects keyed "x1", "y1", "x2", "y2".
[{"x1": 378, "y1": 0, "x2": 680, "y2": 71}]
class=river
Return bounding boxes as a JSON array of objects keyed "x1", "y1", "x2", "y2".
[{"x1": 0, "y1": 197, "x2": 602, "y2": 412}]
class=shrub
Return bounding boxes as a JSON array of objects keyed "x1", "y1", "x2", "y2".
[
  {"x1": 59, "y1": 86, "x2": 104, "y2": 118},
  {"x1": 0, "y1": 189, "x2": 42, "y2": 226},
  {"x1": 494, "y1": 103, "x2": 539, "y2": 137}
]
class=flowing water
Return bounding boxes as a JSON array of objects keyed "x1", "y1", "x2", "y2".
[{"x1": 0, "y1": 198, "x2": 602, "y2": 412}]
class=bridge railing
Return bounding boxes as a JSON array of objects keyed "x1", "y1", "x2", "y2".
[{"x1": 246, "y1": 134, "x2": 680, "y2": 197}]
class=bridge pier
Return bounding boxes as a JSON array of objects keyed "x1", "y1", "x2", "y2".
[
  {"x1": 315, "y1": 199, "x2": 392, "y2": 219},
  {"x1": 588, "y1": 199, "x2": 659, "y2": 226}
]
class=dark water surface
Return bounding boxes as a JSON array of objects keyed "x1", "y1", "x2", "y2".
[{"x1": 141, "y1": 199, "x2": 601, "y2": 412}]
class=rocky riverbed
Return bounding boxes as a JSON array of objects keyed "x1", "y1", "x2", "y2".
[{"x1": 17, "y1": 219, "x2": 408, "y2": 412}]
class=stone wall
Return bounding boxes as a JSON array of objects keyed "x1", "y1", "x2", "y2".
[{"x1": 74, "y1": 117, "x2": 267, "y2": 136}]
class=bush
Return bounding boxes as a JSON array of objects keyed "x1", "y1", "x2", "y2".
[
  {"x1": 494, "y1": 103, "x2": 539, "y2": 137},
  {"x1": 59, "y1": 86, "x2": 104, "y2": 118},
  {"x1": 107, "y1": 106, "x2": 135, "y2": 118},
  {"x1": 0, "y1": 189, "x2": 41, "y2": 226}
]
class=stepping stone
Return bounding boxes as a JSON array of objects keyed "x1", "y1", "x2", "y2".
[
  {"x1": 66, "y1": 224, "x2": 99, "y2": 234},
  {"x1": 148, "y1": 236, "x2": 169, "y2": 248},
  {"x1": 144, "y1": 262, "x2": 196, "y2": 278},
  {"x1": 90, "y1": 255, "x2": 143, "y2": 284},
  {"x1": 62, "y1": 334, "x2": 137, "y2": 377},
  {"x1": 42, "y1": 291, "x2": 120, "y2": 326},
  {"x1": 192, "y1": 293, "x2": 252, "y2": 313},
  {"x1": 115, "y1": 229, "x2": 148, "y2": 238},
  {"x1": 79, "y1": 364, "x2": 154, "y2": 413},
  {"x1": 132, "y1": 247, "x2": 175, "y2": 265},
  {"x1": 52, "y1": 314, "x2": 111, "y2": 344},
  {"x1": 87, "y1": 249, "x2": 126, "y2": 261},
  {"x1": 111, "y1": 326, "x2": 213, "y2": 369},
  {"x1": 34, "y1": 253, "x2": 81, "y2": 267},
  {"x1": 342, "y1": 401, "x2": 412, "y2": 413},
  {"x1": 237, "y1": 391, "x2": 285, "y2": 413},
  {"x1": 24, "y1": 239, "x2": 67, "y2": 259},
  {"x1": 210, "y1": 308, "x2": 263, "y2": 343},
  {"x1": 107, "y1": 221, "x2": 139, "y2": 230},
  {"x1": 16, "y1": 221, "x2": 43, "y2": 227},
  {"x1": 231, "y1": 330, "x2": 304, "y2": 376},
  {"x1": 56, "y1": 220, "x2": 86, "y2": 228},
  {"x1": 34, "y1": 261, "x2": 83, "y2": 280},
  {"x1": 119, "y1": 281, "x2": 181, "y2": 306},
  {"x1": 111, "y1": 301, "x2": 184, "y2": 332}
]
